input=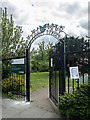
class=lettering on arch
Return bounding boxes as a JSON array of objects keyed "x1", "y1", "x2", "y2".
[{"x1": 25, "y1": 23, "x2": 66, "y2": 49}]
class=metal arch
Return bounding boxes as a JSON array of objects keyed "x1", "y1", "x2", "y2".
[
  {"x1": 28, "y1": 33, "x2": 64, "y2": 49},
  {"x1": 25, "y1": 23, "x2": 68, "y2": 102},
  {"x1": 25, "y1": 23, "x2": 68, "y2": 49}
]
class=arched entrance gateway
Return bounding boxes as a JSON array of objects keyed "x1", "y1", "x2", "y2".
[
  {"x1": 2, "y1": 23, "x2": 89, "y2": 106},
  {"x1": 25, "y1": 23, "x2": 68, "y2": 104}
]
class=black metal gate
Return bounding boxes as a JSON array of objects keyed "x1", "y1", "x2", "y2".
[
  {"x1": 49, "y1": 41, "x2": 65, "y2": 104},
  {"x1": 2, "y1": 56, "x2": 26, "y2": 100},
  {"x1": 49, "y1": 37, "x2": 89, "y2": 105},
  {"x1": 65, "y1": 37, "x2": 89, "y2": 94}
]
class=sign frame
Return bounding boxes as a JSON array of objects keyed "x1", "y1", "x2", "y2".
[
  {"x1": 11, "y1": 58, "x2": 24, "y2": 64},
  {"x1": 69, "y1": 66, "x2": 79, "y2": 79},
  {"x1": 51, "y1": 58, "x2": 53, "y2": 67},
  {"x1": 11, "y1": 58, "x2": 25, "y2": 74}
]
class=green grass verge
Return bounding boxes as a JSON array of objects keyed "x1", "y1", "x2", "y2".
[
  {"x1": 30, "y1": 72, "x2": 88, "y2": 92},
  {"x1": 30, "y1": 72, "x2": 49, "y2": 91}
]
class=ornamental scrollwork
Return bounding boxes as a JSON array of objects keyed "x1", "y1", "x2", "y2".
[{"x1": 25, "y1": 23, "x2": 66, "y2": 49}]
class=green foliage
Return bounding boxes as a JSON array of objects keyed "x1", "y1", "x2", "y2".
[
  {"x1": 5, "y1": 91, "x2": 17, "y2": 99},
  {"x1": 38, "y1": 61, "x2": 49, "y2": 72},
  {"x1": 1, "y1": 7, "x2": 25, "y2": 59},
  {"x1": 65, "y1": 37, "x2": 88, "y2": 73},
  {"x1": 2, "y1": 60, "x2": 11, "y2": 79},
  {"x1": 1, "y1": 7, "x2": 26, "y2": 80},
  {"x1": 58, "y1": 84, "x2": 90, "y2": 120},
  {"x1": 2, "y1": 75, "x2": 25, "y2": 93},
  {"x1": 30, "y1": 41, "x2": 53, "y2": 72},
  {"x1": 8, "y1": 92, "x2": 13, "y2": 98}
]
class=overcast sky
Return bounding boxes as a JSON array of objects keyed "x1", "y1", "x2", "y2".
[{"x1": 1, "y1": 0, "x2": 89, "y2": 49}]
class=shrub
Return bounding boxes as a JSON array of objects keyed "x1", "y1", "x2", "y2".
[
  {"x1": 38, "y1": 61, "x2": 49, "y2": 72},
  {"x1": 2, "y1": 75, "x2": 25, "y2": 94},
  {"x1": 2, "y1": 62, "x2": 11, "y2": 79},
  {"x1": 58, "y1": 84, "x2": 90, "y2": 120}
]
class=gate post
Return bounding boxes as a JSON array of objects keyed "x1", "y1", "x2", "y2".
[
  {"x1": 49, "y1": 53, "x2": 51, "y2": 98},
  {"x1": 62, "y1": 36, "x2": 66, "y2": 94},
  {"x1": 26, "y1": 49, "x2": 30, "y2": 102}
]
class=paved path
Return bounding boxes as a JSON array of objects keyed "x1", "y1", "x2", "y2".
[
  {"x1": 31, "y1": 88, "x2": 60, "y2": 114},
  {"x1": 2, "y1": 88, "x2": 65, "y2": 119}
]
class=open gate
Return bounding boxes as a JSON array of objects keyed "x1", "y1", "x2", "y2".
[
  {"x1": 2, "y1": 23, "x2": 89, "y2": 104},
  {"x1": 49, "y1": 40, "x2": 65, "y2": 104},
  {"x1": 2, "y1": 56, "x2": 26, "y2": 100},
  {"x1": 49, "y1": 36, "x2": 89, "y2": 105},
  {"x1": 2, "y1": 23, "x2": 71, "y2": 103},
  {"x1": 2, "y1": 47, "x2": 30, "y2": 102}
]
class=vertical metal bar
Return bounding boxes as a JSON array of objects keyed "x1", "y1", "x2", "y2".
[
  {"x1": 24, "y1": 57, "x2": 25, "y2": 100},
  {"x1": 19, "y1": 74, "x2": 20, "y2": 99},
  {"x1": 68, "y1": 54, "x2": 70, "y2": 94},
  {"x1": 88, "y1": 39, "x2": 90, "y2": 85},
  {"x1": 82, "y1": 38, "x2": 84, "y2": 84},
  {"x1": 59, "y1": 44, "x2": 61, "y2": 101},
  {"x1": 68, "y1": 74, "x2": 69, "y2": 93},
  {"x1": 21, "y1": 74, "x2": 22, "y2": 99},
  {"x1": 78, "y1": 79, "x2": 79, "y2": 90},
  {"x1": 26, "y1": 49, "x2": 30, "y2": 102},
  {"x1": 61, "y1": 71, "x2": 62, "y2": 95},
  {"x1": 10, "y1": 66, "x2": 11, "y2": 93},
  {"x1": 49, "y1": 55, "x2": 51, "y2": 98},
  {"x1": 63, "y1": 36, "x2": 66, "y2": 94},
  {"x1": 59, "y1": 70, "x2": 60, "y2": 102},
  {"x1": 55, "y1": 70, "x2": 56, "y2": 100},
  {"x1": 12, "y1": 73, "x2": 13, "y2": 92},
  {"x1": 73, "y1": 79, "x2": 74, "y2": 94}
]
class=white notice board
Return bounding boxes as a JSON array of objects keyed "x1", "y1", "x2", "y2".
[
  {"x1": 51, "y1": 58, "x2": 53, "y2": 67},
  {"x1": 11, "y1": 58, "x2": 24, "y2": 64},
  {"x1": 70, "y1": 66, "x2": 79, "y2": 79}
]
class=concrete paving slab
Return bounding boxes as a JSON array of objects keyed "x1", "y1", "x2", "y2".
[
  {"x1": 2, "y1": 88, "x2": 66, "y2": 119},
  {"x1": 16, "y1": 106, "x2": 48, "y2": 118},
  {"x1": 2, "y1": 107, "x2": 20, "y2": 118},
  {"x1": 2, "y1": 98, "x2": 62, "y2": 118}
]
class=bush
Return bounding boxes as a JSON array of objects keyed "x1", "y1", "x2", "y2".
[
  {"x1": 2, "y1": 75, "x2": 25, "y2": 94},
  {"x1": 38, "y1": 61, "x2": 49, "y2": 72},
  {"x1": 2, "y1": 62, "x2": 11, "y2": 79},
  {"x1": 58, "y1": 84, "x2": 90, "y2": 120}
]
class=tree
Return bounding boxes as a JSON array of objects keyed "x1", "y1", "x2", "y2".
[
  {"x1": 30, "y1": 41, "x2": 53, "y2": 72},
  {"x1": 38, "y1": 41, "x2": 45, "y2": 61},
  {"x1": 1, "y1": 7, "x2": 26, "y2": 79},
  {"x1": 1, "y1": 7, "x2": 25, "y2": 59},
  {"x1": 65, "y1": 36, "x2": 89, "y2": 74}
]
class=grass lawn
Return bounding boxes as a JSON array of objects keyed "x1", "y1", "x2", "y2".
[
  {"x1": 30, "y1": 72, "x2": 88, "y2": 92},
  {"x1": 30, "y1": 71, "x2": 75, "y2": 92},
  {"x1": 30, "y1": 72, "x2": 49, "y2": 91}
]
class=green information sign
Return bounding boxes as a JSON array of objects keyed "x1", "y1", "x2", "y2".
[
  {"x1": 11, "y1": 58, "x2": 25, "y2": 74},
  {"x1": 12, "y1": 64, "x2": 25, "y2": 74}
]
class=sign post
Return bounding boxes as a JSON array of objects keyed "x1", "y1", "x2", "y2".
[
  {"x1": 70, "y1": 66, "x2": 79, "y2": 93},
  {"x1": 26, "y1": 49, "x2": 30, "y2": 102}
]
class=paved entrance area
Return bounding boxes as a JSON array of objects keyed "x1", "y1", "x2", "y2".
[
  {"x1": 31, "y1": 88, "x2": 60, "y2": 114},
  {"x1": 2, "y1": 88, "x2": 65, "y2": 119}
]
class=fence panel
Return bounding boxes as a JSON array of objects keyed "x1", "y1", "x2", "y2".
[
  {"x1": 49, "y1": 37, "x2": 89, "y2": 105},
  {"x1": 65, "y1": 37, "x2": 89, "y2": 94},
  {"x1": 49, "y1": 41, "x2": 64, "y2": 104},
  {"x1": 2, "y1": 56, "x2": 26, "y2": 100}
]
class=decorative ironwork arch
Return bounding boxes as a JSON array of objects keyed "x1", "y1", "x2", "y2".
[
  {"x1": 25, "y1": 23, "x2": 68, "y2": 102},
  {"x1": 25, "y1": 23, "x2": 68, "y2": 49}
]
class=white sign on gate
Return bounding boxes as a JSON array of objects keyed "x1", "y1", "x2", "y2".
[
  {"x1": 11, "y1": 58, "x2": 24, "y2": 64},
  {"x1": 70, "y1": 66, "x2": 79, "y2": 79},
  {"x1": 51, "y1": 58, "x2": 53, "y2": 67}
]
